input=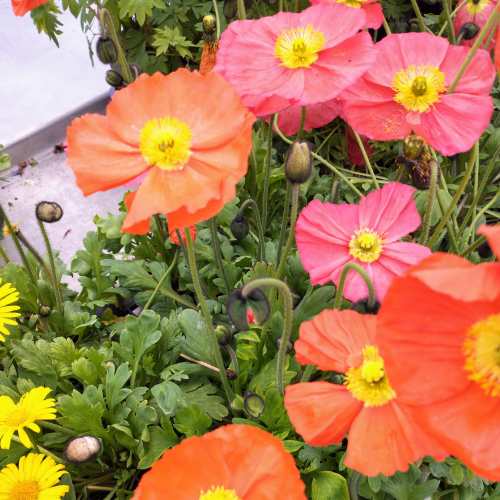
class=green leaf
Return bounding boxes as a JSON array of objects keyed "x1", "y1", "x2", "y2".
[
  {"x1": 59, "y1": 473, "x2": 76, "y2": 500},
  {"x1": 283, "y1": 440, "x2": 305, "y2": 453},
  {"x1": 174, "y1": 405, "x2": 212, "y2": 438},
  {"x1": 178, "y1": 309, "x2": 216, "y2": 365},
  {"x1": 105, "y1": 364, "x2": 132, "y2": 412},
  {"x1": 311, "y1": 471, "x2": 349, "y2": 500},
  {"x1": 71, "y1": 358, "x2": 98, "y2": 386},
  {"x1": 450, "y1": 463, "x2": 464, "y2": 485},
  {"x1": 119, "y1": 0, "x2": 166, "y2": 26},
  {"x1": 0, "y1": 263, "x2": 38, "y2": 313},
  {"x1": 368, "y1": 475, "x2": 382, "y2": 493},
  {"x1": 182, "y1": 383, "x2": 228, "y2": 421},
  {"x1": 138, "y1": 418, "x2": 179, "y2": 469},
  {"x1": 151, "y1": 381, "x2": 185, "y2": 417},
  {"x1": 408, "y1": 480, "x2": 440, "y2": 500},
  {"x1": 152, "y1": 25, "x2": 194, "y2": 58},
  {"x1": 380, "y1": 464, "x2": 421, "y2": 500},
  {"x1": 0, "y1": 441, "x2": 28, "y2": 468}
]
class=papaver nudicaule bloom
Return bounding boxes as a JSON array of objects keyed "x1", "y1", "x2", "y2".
[
  {"x1": 295, "y1": 182, "x2": 431, "y2": 302},
  {"x1": 340, "y1": 33, "x2": 495, "y2": 156},
  {"x1": 310, "y1": 0, "x2": 383, "y2": 30},
  {"x1": 453, "y1": 0, "x2": 498, "y2": 48}
]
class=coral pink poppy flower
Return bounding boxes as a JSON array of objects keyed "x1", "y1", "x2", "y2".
[
  {"x1": 215, "y1": 4, "x2": 376, "y2": 114},
  {"x1": 295, "y1": 182, "x2": 431, "y2": 302},
  {"x1": 340, "y1": 33, "x2": 495, "y2": 156},
  {"x1": 309, "y1": 0, "x2": 383, "y2": 29},
  {"x1": 285, "y1": 309, "x2": 447, "y2": 477},
  {"x1": 453, "y1": 0, "x2": 499, "y2": 49},
  {"x1": 11, "y1": 0, "x2": 47, "y2": 16},
  {"x1": 347, "y1": 126, "x2": 372, "y2": 166}
]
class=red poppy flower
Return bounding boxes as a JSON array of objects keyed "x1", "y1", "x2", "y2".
[
  {"x1": 309, "y1": 0, "x2": 384, "y2": 30},
  {"x1": 347, "y1": 126, "x2": 372, "y2": 166},
  {"x1": 285, "y1": 309, "x2": 447, "y2": 477},
  {"x1": 132, "y1": 424, "x2": 306, "y2": 499},
  {"x1": 376, "y1": 226, "x2": 500, "y2": 480},
  {"x1": 67, "y1": 70, "x2": 255, "y2": 235},
  {"x1": 11, "y1": 0, "x2": 47, "y2": 16},
  {"x1": 170, "y1": 226, "x2": 197, "y2": 246}
]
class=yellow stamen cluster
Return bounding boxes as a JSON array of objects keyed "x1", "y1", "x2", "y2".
[
  {"x1": 336, "y1": 0, "x2": 368, "y2": 7},
  {"x1": 199, "y1": 486, "x2": 242, "y2": 500},
  {"x1": 345, "y1": 346, "x2": 396, "y2": 407},
  {"x1": 275, "y1": 25, "x2": 325, "y2": 69},
  {"x1": 349, "y1": 227, "x2": 386, "y2": 263},
  {"x1": 3, "y1": 222, "x2": 19, "y2": 238},
  {"x1": 463, "y1": 314, "x2": 500, "y2": 397},
  {"x1": 139, "y1": 117, "x2": 192, "y2": 170},
  {"x1": 467, "y1": 0, "x2": 489, "y2": 15},
  {"x1": 392, "y1": 65, "x2": 446, "y2": 113}
]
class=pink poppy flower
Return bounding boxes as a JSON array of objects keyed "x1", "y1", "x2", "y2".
[
  {"x1": 309, "y1": 0, "x2": 383, "y2": 29},
  {"x1": 453, "y1": 0, "x2": 499, "y2": 49},
  {"x1": 295, "y1": 182, "x2": 432, "y2": 302},
  {"x1": 347, "y1": 126, "x2": 372, "y2": 166},
  {"x1": 340, "y1": 33, "x2": 495, "y2": 156},
  {"x1": 215, "y1": 4, "x2": 376, "y2": 113}
]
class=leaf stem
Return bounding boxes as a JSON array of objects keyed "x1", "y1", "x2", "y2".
[
  {"x1": 237, "y1": 199, "x2": 265, "y2": 261},
  {"x1": 333, "y1": 262, "x2": 376, "y2": 310},
  {"x1": 352, "y1": 129, "x2": 379, "y2": 189},
  {"x1": 209, "y1": 218, "x2": 232, "y2": 294},
  {"x1": 276, "y1": 183, "x2": 299, "y2": 280},
  {"x1": 418, "y1": 161, "x2": 438, "y2": 244},
  {"x1": 276, "y1": 182, "x2": 291, "y2": 266},
  {"x1": 38, "y1": 420, "x2": 78, "y2": 436},
  {"x1": 11, "y1": 435, "x2": 67, "y2": 465},
  {"x1": 296, "y1": 106, "x2": 307, "y2": 141},
  {"x1": 261, "y1": 114, "x2": 275, "y2": 232},
  {"x1": 410, "y1": 0, "x2": 426, "y2": 33}
]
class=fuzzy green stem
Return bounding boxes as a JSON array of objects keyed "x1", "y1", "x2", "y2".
[
  {"x1": 300, "y1": 364, "x2": 316, "y2": 382},
  {"x1": 334, "y1": 263, "x2": 376, "y2": 310},
  {"x1": 349, "y1": 471, "x2": 362, "y2": 500},
  {"x1": 237, "y1": 0, "x2": 247, "y2": 20},
  {"x1": 276, "y1": 182, "x2": 291, "y2": 266},
  {"x1": 38, "y1": 420, "x2": 78, "y2": 437},
  {"x1": 185, "y1": 228, "x2": 233, "y2": 401},
  {"x1": 418, "y1": 161, "x2": 438, "y2": 245},
  {"x1": 11, "y1": 435, "x2": 67, "y2": 465},
  {"x1": 484, "y1": 15, "x2": 500, "y2": 50},
  {"x1": 262, "y1": 114, "x2": 275, "y2": 231},
  {"x1": 428, "y1": 142, "x2": 478, "y2": 248},
  {"x1": 438, "y1": 0, "x2": 467, "y2": 36},
  {"x1": 296, "y1": 106, "x2": 307, "y2": 141},
  {"x1": 0, "y1": 245, "x2": 10, "y2": 264},
  {"x1": 209, "y1": 217, "x2": 232, "y2": 294},
  {"x1": 212, "y1": 0, "x2": 221, "y2": 39},
  {"x1": 237, "y1": 199, "x2": 265, "y2": 261},
  {"x1": 410, "y1": 0, "x2": 426, "y2": 33},
  {"x1": 459, "y1": 234, "x2": 487, "y2": 257},
  {"x1": 436, "y1": 189, "x2": 460, "y2": 254},
  {"x1": 276, "y1": 183, "x2": 299, "y2": 280},
  {"x1": 154, "y1": 214, "x2": 166, "y2": 243},
  {"x1": 469, "y1": 185, "x2": 500, "y2": 242},
  {"x1": 443, "y1": 0, "x2": 456, "y2": 44},
  {"x1": 382, "y1": 15, "x2": 391, "y2": 35},
  {"x1": 16, "y1": 231, "x2": 54, "y2": 288},
  {"x1": 141, "y1": 249, "x2": 179, "y2": 314},
  {"x1": 279, "y1": 0, "x2": 284, "y2": 10},
  {"x1": 242, "y1": 278, "x2": 293, "y2": 396},
  {"x1": 352, "y1": 129, "x2": 379, "y2": 189},
  {"x1": 447, "y1": 9, "x2": 500, "y2": 95},
  {"x1": 329, "y1": 179, "x2": 340, "y2": 204}
]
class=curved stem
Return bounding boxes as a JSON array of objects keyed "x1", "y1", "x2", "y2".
[
  {"x1": 334, "y1": 262, "x2": 376, "y2": 310},
  {"x1": 410, "y1": 0, "x2": 426, "y2": 33},
  {"x1": 300, "y1": 364, "x2": 315, "y2": 382},
  {"x1": 237, "y1": 0, "x2": 246, "y2": 20},
  {"x1": 459, "y1": 234, "x2": 488, "y2": 257},
  {"x1": 349, "y1": 471, "x2": 362, "y2": 500},
  {"x1": 242, "y1": 278, "x2": 293, "y2": 396},
  {"x1": 185, "y1": 228, "x2": 233, "y2": 401},
  {"x1": 438, "y1": 0, "x2": 467, "y2": 36},
  {"x1": 11, "y1": 435, "x2": 67, "y2": 465},
  {"x1": 141, "y1": 249, "x2": 179, "y2": 314},
  {"x1": 442, "y1": 0, "x2": 456, "y2": 44},
  {"x1": 237, "y1": 199, "x2": 265, "y2": 261},
  {"x1": 352, "y1": 129, "x2": 379, "y2": 189},
  {"x1": 212, "y1": 0, "x2": 221, "y2": 39},
  {"x1": 209, "y1": 218, "x2": 232, "y2": 294},
  {"x1": 225, "y1": 344, "x2": 240, "y2": 378},
  {"x1": 329, "y1": 179, "x2": 340, "y2": 204},
  {"x1": 38, "y1": 420, "x2": 79, "y2": 437},
  {"x1": 296, "y1": 106, "x2": 307, "y2": 141},
  {"x1": 436, "y1": 188, "x2": 460, "y2": 254},
  {"x1": 418, "y1": 161, "x2": 438, "y2": 245},
  {"x1": 382, "y1": 15, "x2": 391, "y2": 35},
  {"x1": 261, "y1": 114, "x2": 275, "y2": 232},
  {"x1": 276, "y1": 183, "x2": 292, "y2": 266},
  {"x1": 276, "y1": 183, "x2": 299, "y2": 280},
  {"x1": 469, "y1": 185, "x2": 500, "y2": 241},
  {"x1": 16, "y1": 231, "x2": 53, "y2": 286}
]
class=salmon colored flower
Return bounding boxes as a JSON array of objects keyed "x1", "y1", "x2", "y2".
[
  {"x1": 170, "y1": 226, "x2": 197, "y2": 246},
  {"x1": 67, "y1": 70, "x2": 255, "y2": 235},
  {"x1": 453, "y1": 0, "x2": 498, "y2": 49},
  {"x1": 340, "y1": 33, "x2": 495, "y2": 156},
  {"x1": 347, "y1": 126, "x2": 372, "y2": 166},
  {"x1": 11, "y1": 0, "x2": 47, "y2": 16},
  {"x1": 214, "y1": 4, "x2": 376, "y2": 114},
  {"x1": 200, "y1": 41, "x2": 219, "y2": 75},
  {"x1": 132, "y1": 424, "x2": 306, "y2": 500},
  {"x1": 309, "y1": 0, "x2": 383, "y2": 29},
  {"x1": 295, "y1": 182, "x2": 431, "y2": 303},
  {"x1": 285, "y1": 309, "x2": 447, "y2": 476},
  {"x1": 376, "y1": 226, "x2": 500, "y2": 480}
]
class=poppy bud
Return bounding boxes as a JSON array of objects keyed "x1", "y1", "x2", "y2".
[
  {"x1": 170, "y1": 226, "x2": 196, "y2": 246},
  {"x1": 331, "y1": 372, "x2": 345, "y2": 385},
  {"x1": 106, "y1": 70, "x2": 124, "y2": 89},
  {"x1": 104, "y1": 360, "x2": 117, "y2": 370},
  {"x1": 412, "y1": 159, "x2": 440, "y2": 190},
  {"x1": 350, "y1": 298, "x2": 381, "y2": 315},
  {"x1": 230, "y1": 395, "x2": 245, "y2": 413},
  {"x1": 203, "y1": 14, "x2": 216, "y2": 35},
  {"x1": 227, "y1": 288, "x2": 270, "y2": 331},
  {"x1": 458, "y1": 22, "x2": 480, "y2": 41},
  {"x1": 64, "y1": 435, "x2": 101, "y2": 463},
  {"x1": 38, "y1": 305, "x2": 52, "y2": 318},
  {"x1": 36, "y1": 202, "x2": 63, "y2": 223},
  {"x1": 404, "y1": 135, "x2": 427, "y2": 159},
  {"x1": 477, "y1": 239, "x2": 493, "y2": 259},
  {"x1": 230, "y1": 216, "x2": 249, "y2": 240},
  {"x1": 129, "y1": 63, "x2": 142, "y2": 81},
  {"x1": 244, "y1": 391, "x2": 265, "y2": 418},
  {"x1": 96, "y1": 36, "x2": 118, "y2": 65},
  {"x1": 275, "y1": 336, "x2": 294, "y2": 354},
  {"x1": 215, "y1": 324, "x2": 232, "y2": 346},
  {"x1": 284, "y1": 141, "x2": 312, "y2": 184},
  {"x1": 226, "y1": 368, "x2": 237, "y2": 381}
]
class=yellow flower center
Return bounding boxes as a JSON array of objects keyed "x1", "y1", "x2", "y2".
[
  {"x1": 349, "y1": 227, "x2": 386, "y2": 263},
  {"x1": 392, "y1": 65, "x2": 446, "y2": 113},
  {"x1": 275, "y1": 25, "x2": 325, "y2": 69},
  {"x1": 335, "y1": 0, "x2": 368, "y2": 7},
  {"x1": 9, "y1": 480, "x2": 40, "y2": 500},
  {"x1": 345, "y1": 346, "x2": 396, "y2": 407},
  {"x1": 5, "y1": 408, "x2": 29, "y2": 428},
  {"x1": 463, "y1": 314, "x2": 500, "y2": 397},
  {"x1": 139, "y1": 117, "x2": 192, "y2": 170},
  {"x1": 199, "y1": 486, "x2": 242, "y2": 500},
  {"x1": 467, "y1": 0, "x2": 489, "y2": 14},
  {"x1": 4, "y1": 222, "x2": 20, "y2": 238}
]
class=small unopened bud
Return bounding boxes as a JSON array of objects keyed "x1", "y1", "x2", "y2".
[
  {"x1": 104, "y1": 360, "x2": 117, "y2": 370},
  {"x1": 215, "y1": 324, "x2": 232, "y2": 346},
  {"x1": 106, "y1": 70, "x2": 124, "y2": 89},
  {"x1": 350, "y1": 298, "x2": 381, "y2": 315},
  {"x1": 244, "y1": 391, "x2": 265, "y2": 417},
  {"x1": 119, "y1": 451, "x2": 129, "y2": 462},
  {"x1": 129, "y1": 63, "x2": 142, "y2": 81},
  {"x1": 477, "y1": 239, "x2": 493, "y2": 259},
  {"x1": 230, "y1": 217, "x2": 249, "y2": 240},
  {"x1": 64, "y1": 435, "x2": 101, "y2": 463},
  {"x1": 203, "y1": 14, "x2": 216, "y2": 35},
  {"x1": 36, "y1": 202, "x2": 63, "y2": 223},
  {"x1": 331, "y1": 372, "x2": 346, "y2": 385},
  {"x1": 226, "y1": 368, "x2": 237, "y2": 381},
  {"x1": 284, "y1": 141, "x2": 312, "y2": 184},
  {"x1": 96, "y1": 36, "x2": 118, "y2": 65},
  {"x1": 230, "y1": 395, "x2": 245, "y2": 413},
  {"x1": 275, "y1": 336, "x2": 294, "y2": 354},
  {"x1": 38, "y1": 305, "x2": 52, "y2": 318},
  {"x1": 412, "y1": 159, "x2": 440, "y2": 190},
  {"x1": 404, "y1": 135, "x2": 427, "y2": 159},
  {"x1": 458, "y1": 22, "x2": 480, "y2": 41}
]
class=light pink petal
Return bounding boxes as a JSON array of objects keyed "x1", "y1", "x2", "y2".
[
  {"x1": 310, "y1": 0, "x2": 380, "y2": 6},
  {"x1": 124, "y1": 169, "x2": 151, "y2": 188},
  {"x1": 359, "y1": 182, "x2": 421, "y2": 241},
  {"x1": 361, "y1": 3, "x2": 384, "y2": 29},
  {"x1": 413, "y1": 93, "x2": 493, "y2": 156}
]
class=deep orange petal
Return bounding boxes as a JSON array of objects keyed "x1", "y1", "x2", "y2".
[
  {"x1": 478, "y1": 224, "x2": 500, "y2": 259},
  {"x1": 285, "y1": 382, "x2": 362, "y2": 447},
  {"x1": 11, "y1": 0, "x2": 47, "y2": 16},
  {"x1": 295, "y1": 309, "x2": 376, "y2": 372},
  {"x1": 67, "y1": 114, "x2": 147, "y2": 196}
]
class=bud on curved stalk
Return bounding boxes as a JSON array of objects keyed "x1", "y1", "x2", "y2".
[
  {"x1": 284, "y1": 141, "x2": 312, "y2": 184},
  {"x1": 230, "y1": 216, "x2": 249, "y2": 240},
  {"x1": 106, "y1": 70, "x2": 125, "y2": 89},
  {"x1": 412, "y1": 159, "x2": 441, "y2": 190},
  {"x1": 38, "y1": 305, "x2": 52, "y2": 318},
  {"x1": 128, "y1": 63, "x2": 142, "y2": 81},
  {"x1": 458, "y1": 22, "x2": 480, "y2": 43},
  {"x1": 350, "y1": 298, "x2": 381, "y2": 315},
  {"x1": 64, "y1": 435, "x2": 101, "y2": 463},
  {"x1": 96, "y1": 36, "x2": 118, "y2": 65},
  {"x1": 36, "y1": 202, "x2": 63, "y2": 223},
  {"x1": 244, "y1": 391, "x2": 265, "y2": 417},
  {"x1": 404, "y1": 135, "x2": 427, "y2": 159},
  {"x1": 227, "y1": 288, "x2": 270, "y2": 331},
  {"x1": 215, "y1": 324, "x2": 232, "y2": 346}
]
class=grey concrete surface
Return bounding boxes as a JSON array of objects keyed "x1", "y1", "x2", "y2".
[{"x1": 1, "y1": 148, "x2": 127, "y2": 290}]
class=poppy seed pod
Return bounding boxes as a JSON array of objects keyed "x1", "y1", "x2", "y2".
[
  {"x1": 404, "y1": 135, "x2": 427, "y2": 159},
  {"x1": 412, "y1": 159, "x2": 440, "y2": 190},
  {"x1": 284, "y1": 141, "x2": 312, "y2": 184},
  {"x1": 96, "y1": 36, "x2": 118, "y2": 65},
  {"x1": 36, "y1": 202, "x2": 63, "y2": 223},
  {"x1": 203, "y1": 14, "x2": 216, "y2": 35},
  {"x1": 244, "y1": 391, "x2": 265, "y2": 418},
  {"x1": 458, "y1": 23, "x2": 480, "y2": 41},
  {"x1": 129, "y1": 63, "x2": 142, "y2": 81},
  {"x1": 38, "y1": 305, "x2": 52, "y2": 318},
  {"x1": 106, "y1": 69, "x2": 124, "y2": 89},
  {"x1": 230, "y1": 216, "x2": 249, "y2": 240},
  {"x1": 477, "y1": 239, "x2": 493, "y2": 259},
  {"x1": 215, "y1": 324, "x2": 232, "y2": 346},
  {"x1": 64, "y1": 435, "x2": 101, "y2": 463}
]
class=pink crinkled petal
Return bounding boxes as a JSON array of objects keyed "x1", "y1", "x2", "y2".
[{"x1": 124, "y1": 169, "x2": 151, "y2": 188}]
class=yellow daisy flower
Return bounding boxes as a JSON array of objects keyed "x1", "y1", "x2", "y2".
[
  {"x1": 0, "y1": 453, "x2": 69, "y2": 500},
  {"x1": 3, "y1": 222, "x2": 19, "y2": 237},
  {"x1": 0, "y1": 387, "x2": 57, "y2": 450},
  {"x1": 0, "y1": 278, "x2": 21, "y2": 342}
]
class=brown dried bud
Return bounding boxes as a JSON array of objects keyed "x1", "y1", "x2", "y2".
[
  {"x1": 226, "y1": 368, "x2": 237, "y2": 381},
  {"x1": 412, "y1": 159, "x2": 440, "y2": 190}
]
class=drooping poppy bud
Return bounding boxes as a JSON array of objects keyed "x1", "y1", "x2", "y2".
[
  {"x1": 350, "y1": 298, "x2": 381, "y2": 315},
  {"x1": 244, "y1": 391, "x2": 265, "y2": 417},
  {"x1": 106, "y1": 69, "x2": 124, "y2": 89},
  {"x1": 36, "y1": 202, "x2": 63, "y2": 223},
  {"x1": 214, "y1": 324, "x2": 232, "y2": 346},
  {"x1": 129, "y1": 63, "x2": 142, "y2": 81},
  {"x1": 96, "y1": 36, "x2": 118, "y2": 65},
  {"x1": 458, "y1": 22, "x2": 480, "y2": 42},
  {"x1": 412, "y1": 159, "x2": 440, "y2": 190},
  {"x1": 230, "y1": 216, "x2": 249, "y2": 240},
  {"x1": 227, "y1": 288, "x2": 270, "y2": 331},
  {"x1": 64, "y1": 435, "x2": 101, "y2": 463},
  {"x1": 170, "y1": 226, "x2": 196, "y2": 246},
  {"x1": 38, "y1": 305, "x2": 52, "y2": 318},
  {"x1": 284, "y1": 141, "x2": 312, "y2": 184}
]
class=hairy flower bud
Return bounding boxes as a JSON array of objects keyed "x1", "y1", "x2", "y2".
[
  {"x1": 404, "y1": 135, "x2": 427, "y2": 159},
  {"x1": 36, "y1": 202, "x2": 63, "y2": 223},
  {"x1": 350, "y1": 298, "x2": 381, "y2": 315},
  {"x1": 412, "y1": 159, "x2": 440, "y2": 190},
  {"x1": 64, "y1": 435, "x2": 101, "y2": 463},
  {"x1": 458, "y1": 22, "x2": 480, "y2": 41},
  {"x1": 38, "y1": 305, "x2": 52, "y2": 318},
  {"x1": 203, "y1": 14, "x2": 216, "y2": 35},
  {"x1": 477, "y1": 239, "x2": 493, "y2": 259},
  {"x1": 96, "y1": 36, "x2": 118, "y2": 65},
  {"x1": 244, "y1": 391, "x2": 265, "y2": 417},
  {"x1": 275, "y1": 336, "x2": 294, "y2": 354},
  {"x1": 106, "y1": 69, "x2": 125, "y2": 89},
  {"x1": 230, "y1": 216, "x2": 249, "y2": 240},
  {"x1": 215, "y1": 324, "x2": 232, "y2": 346},
  {"x1": 284, "y1": 141, "x2": 312, "y2": 184},
  {"x1": 129, "y1": 63, "x2": 142, "y2": 81},
  {"x1": 226, "y1": 368, "x2": 237, "y2": 381}
]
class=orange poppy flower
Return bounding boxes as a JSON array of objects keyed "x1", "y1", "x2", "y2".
[
  {"x1": 377, "y1": 226, "x2": 500, "y2": 480},
  {"x1": 132, "y1": 424, "x2": 306, "y2": 500},
  {"x1": 11, "y1": 0, "x2": 47, "y2": 16},
  {"x1": 67, "y1": 69, "x2": 255, "y2": 234},
  {"x1": 284, "y1": 309, "x2": 447, "y2": 477},
  {"x1": 169, "y1": 226, "x2": 196, "y2": 245}
]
